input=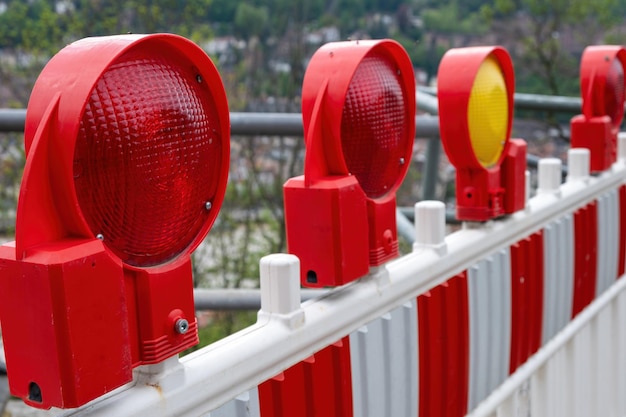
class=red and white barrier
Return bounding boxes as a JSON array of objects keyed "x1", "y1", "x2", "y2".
[{"x1": 54, "y1": 138, "x2": 626, "y2": 417}]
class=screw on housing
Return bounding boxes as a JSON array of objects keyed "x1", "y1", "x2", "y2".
[{"x1": 175, "y1": 319, "x2": 189, "y2": 334}]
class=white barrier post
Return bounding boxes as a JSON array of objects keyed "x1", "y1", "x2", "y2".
[
  {"x1": 259, "y1": 254, "x2": 305, "y2": 329},
  {"x1": 567, "y1": 148, "x2": 590, "y2": 183},
  {"x1": 538, "y1": 158, "x2": 562, "y2": 195},
  {"x1": 413, "y1": 201, "x2": 447, "y2": 256},
  {"x1": 618, "y1": 132, "x2": 626, "y2": 163}
]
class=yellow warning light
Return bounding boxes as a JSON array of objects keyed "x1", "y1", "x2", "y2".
[
  {"x1": 438, "y1": 46, "x2": 525, "y2": 222},
  {"x1": 467, "y1": 56, "x2": 509, "y2": 168}
]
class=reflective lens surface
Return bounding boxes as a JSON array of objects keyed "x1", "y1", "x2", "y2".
[
  {"x1": 74, "y1": 47, "x2": 223, "y2": 266},
  {"x1": 341, "y1": 52, "x2": 409, "y2": 199},
  {"x1": 467, "y1": 55, "x2": 508, "y2": 168}
]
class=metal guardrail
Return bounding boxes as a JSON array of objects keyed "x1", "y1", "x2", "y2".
[
  {"x1": 0, "y1": 109, "x2": 442, "y2": 137},
  {"x1": 0, "y1": 109, "x2": 24, "y2": 132},
  {"x1": 0, "y1": 90, "x2": 584, "y2": 135},
  {"x1": 418, "y1": 86, "x2": 584, "y2": 113},
  {"x1": 192, "y1": 288, "x2": 326, "y2": 310}
]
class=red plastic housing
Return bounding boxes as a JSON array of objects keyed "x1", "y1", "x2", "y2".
[
  {"x1": 0, "y1": 34, "x2": 229, "y2": 409},
  {"x1": 571, "y1": 46, "x2": 626, "y2": 173},
  {"x1": 571, "y1": 115, "x2": 614, "y2": 172},
  {"x1": 283, "y1": 176, "x2": 369, "y2": 286},
  {"x1": 501, "y1": 139, "x2": 527, "y2": 215},
  {"x1": 284, "y1": 39, "x2": 415, "y2": 287},
  {"x1": 438, "y1": 46, "x2": 526, "y2": 222},
  {"x1": 0, "y1": 240, "x2": 128, "y2": 408}
]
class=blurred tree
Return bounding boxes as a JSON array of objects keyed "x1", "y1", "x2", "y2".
[
  {"x1": 207, "y1": 0, "x2": 239, "y2": 24},
  {"x1": 0, "y1": 0, "x2": 69, "y2": 107},
  {"x1": 234, "y1": 3, "x2": 269, "y2": 40},
  {"x1": 396, "y1": 3, "x2": 421, "y2": 39},
  {"x1": 68, "y1": 0, "x2": 127, "y2": 36},
  {"x1": 0, "y1": 0, "x2": 65, "y2": 53},
  {"x1": 420, "y1": 0, "x2": 489, "y2": 82},
  {"x1": 482, "y1": 0, "x2": 622, "y2": 95},
  {"x1": 67, "y1": 0, "x2": 214, "y2": 39}
]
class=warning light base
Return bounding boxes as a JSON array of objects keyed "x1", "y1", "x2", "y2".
[
  {"x1": 367, "y1": 196, "x2": 400, "y2": 266},
  {"x1": 570, "y1": 114, "x2": 616, "y2": 173},
  {"x1": 126, "y1": 257, "x2": 199, "y2": 364},
  {"x1": 0, "y1": 239, "x2": 131, "y2": 409},
  {"x1": 454, "y1": 139, "x2": 527, "y2": 222},
  {"x1": 455, "y1": 168, "x2": 505, "y2": 222},
  {"x1": 284, "y1": 175, "x2": 369, "y2": 287},
  {"x1": 501, "y1": 139, "x2": 527, "y2": 215}
]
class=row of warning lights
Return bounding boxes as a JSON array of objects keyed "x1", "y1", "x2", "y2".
[
  {"x1": 0, "y1": 33, "x2": 623, "y2": 410},
  {"x1": 287, "y1": 43, "x2": 626, "y2": 289}
]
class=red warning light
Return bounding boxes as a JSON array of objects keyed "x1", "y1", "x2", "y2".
[
  {"x1": 438, "y1": 46, "x2": 526, "y2": 222},
  {"x1": 284, "y1": 40, "x2": 415, "y2": 287},
  {"x1": 571, "y1": 45, "x2": 626, "y2": 172},
  {"x1": 0, "y1": 34, "x2": 229, "y2": 409}
]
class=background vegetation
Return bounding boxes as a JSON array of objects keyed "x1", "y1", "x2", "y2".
[{"x1": 0, "y1": 0, "x2": 625, "y2": 345}]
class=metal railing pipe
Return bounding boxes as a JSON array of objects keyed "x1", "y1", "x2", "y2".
[
  {"x1": 193, "y1": 288, "x2": 326, "y2": 311},
  {"x1": 513, "y1": 92, "x2": 581, "y2": 113},
  {"x1": 418, "y1": 86, "x2": 583, "y2": 113},
  {"x1": 0, "y1": 109, "x2": 442, "y2": 137},
  {"x1": 0, "y1": 109, "x2": 26, "y2": 132}
]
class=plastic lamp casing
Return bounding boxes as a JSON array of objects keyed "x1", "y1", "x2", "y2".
[
  {"x1": 438, "y1": 46, "x2": 526, "y2": 222},
  {"x1": 0, "y1": 34, "x2": 229, "y2": 409},
  {"x1": 284, "y1": 39, "x2": 415, "y2": 287},
  {"x1": 571, "y1": 46, "x2": 626, "y2": 172}
]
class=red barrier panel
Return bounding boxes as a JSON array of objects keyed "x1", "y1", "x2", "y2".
[
  {"x1": 418, "y1": 272, "x2": 469, "y2": 417},
  {"x1": 259, "y1": 337, "x2": 353, "y2": 417},
  {"x1": 617, "y1": 185, "x2": 626, "y2": 278},
  {"x1": 509, "y1": 231, "x2": 544, "y2": 373},
  {"x1": 572, "y1": 202, "x2": 599, "y2": 316}
]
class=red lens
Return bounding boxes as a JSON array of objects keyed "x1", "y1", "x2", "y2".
[
  {"x1": 74, "y1": 47, "x2": 223, "y2": 267},
  {"x1": 606, "y1": 58, "x2": 625, "y2": 124},
  {"x1": 340, "y1": 52, "x2": 409, "y2": 199}
]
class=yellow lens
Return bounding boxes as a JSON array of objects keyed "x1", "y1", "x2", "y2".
[{"x1": 467, "y1": 56, "x2": 508, "y2": 167}]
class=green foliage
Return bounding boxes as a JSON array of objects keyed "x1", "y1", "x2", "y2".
[
  {"x1": 0, "y1": 133, "x2": 23, "y2": 235},
  {"x1": 207, "y1": 0, "x2": 238, "y2": 23},
  {"x1": 0, "y1": 0, "x2": 216, "y2": 46},
  {"x1": 481, "y1": 0, "x2": 622, "y2": 95},
  {"x1": 182, "y1": 310, "x2": 257, "y2": 355},
  {"x1": 422, "y1": 3, "x2": 489, "y2": 36},
  {"x1": 393, "y1": 32, "x2": 434, "y2": 72},
  {"x1": 0, "y1": 1, "x2": 65, "y2": 54},
  {"x1": 234, "y1": 3, "x2": 269, "y2": 40},
  {"x1": 484, "y1": 0, "x2": 622, "y2": 27},
  {"x1": 193, "y1": 134, "x2": 302, "y2": 290}
]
